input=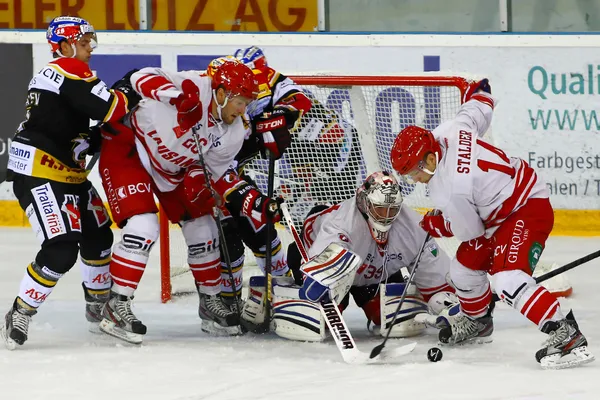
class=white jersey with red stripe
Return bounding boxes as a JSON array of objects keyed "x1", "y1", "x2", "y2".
[
  {"x1": 428, "y1": 92, "x2": 549, "y2": 242},
  {"x1": 129, "y1": 67, "x2": 251, "y2": 192},
  {"x1": 302, "y1": 198, "x2": 451, "y2": 295}
]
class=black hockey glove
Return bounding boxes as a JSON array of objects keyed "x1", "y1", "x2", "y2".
[
  {"x1": 254, "y1": 107, "x2": 299, "y2": 159},
  {"x1": 112, "y1": 69, "x2": 142, "y2": 110}
]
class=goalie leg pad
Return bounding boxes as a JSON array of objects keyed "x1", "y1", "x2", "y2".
[
  {"x1": 379, "y1": 283, "x2": 427, "y2": 338},
  {"x1": 273, "y1": 284, "x2": 326, "y2": 342},
  {"x1": 240, "y1": 276, "x2": 267, "y2": 332}
]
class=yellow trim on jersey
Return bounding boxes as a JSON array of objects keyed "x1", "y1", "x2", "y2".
[
  {"x1": 47, "y1": 64, "x2": 97, "y2": 82},
  {"x1": 81, "y1": 256, "x2": 112, "y2": 266},
  {"x1": 268, "y1": 71, "x2": 281, "y2": 87},
  {"x1": 31, "y1": 149, "x2": 89, "y2": 184},
  {"x1": 27, "y1": 263, "x2": 57, "y2": 287},
  {"x1": 103, "y1": 90, "x2": 129, "y2": 122}
]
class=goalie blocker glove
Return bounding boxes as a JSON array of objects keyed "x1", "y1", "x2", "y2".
[{"x1": 213, "y1": 170, "x2": 283, "y2": 230}]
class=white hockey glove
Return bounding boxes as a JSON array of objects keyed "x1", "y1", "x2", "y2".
[{"x1": 299, "y1": 243, "x2": 361, "y2": 303}]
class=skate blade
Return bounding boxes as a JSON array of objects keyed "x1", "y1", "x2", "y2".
[
  {"x1": 0, "y1": 326, "x2": 17, "y2": 351},
  {"x1": 99, "y1": 319, "x2": 143, "y2": 344},
  {"x1": 201, "y1": 320, "x2": 242, "y2": 336},
  {"x1": 540, "y1": 346, "x2": 596, "y2": 370}
]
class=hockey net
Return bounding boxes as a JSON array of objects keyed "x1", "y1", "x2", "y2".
[{"x1": 159, "y1": 75, "x2": 571, "y2": 303}]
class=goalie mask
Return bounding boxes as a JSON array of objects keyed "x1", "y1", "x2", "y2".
[{"x1": 356, "y1": 171, "x2": 403, "y2": 245}]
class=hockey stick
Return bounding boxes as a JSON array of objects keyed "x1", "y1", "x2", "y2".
[
  {"x1": 190, "y1": 127, "x2": 242, "y2": 326},
  {"x1": 279, "y1": 203, "x2": 416, "y2": 364},
  {"x1": 370, "y1": 233, "x2": 431, "y2": 359},
  {"x1": 534, "y1": 249, "x2": 600, "y2": 284},
  {"x1": 259, "y1": 153, "x2": 277, "y2": 333},
  {"x1": 490, "y1": 248, "x2": 600, "y2": 303}
]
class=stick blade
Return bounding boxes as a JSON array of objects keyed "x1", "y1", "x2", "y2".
[{"x1": 370, "y1": 344, "x2": 385, "y2": 359}]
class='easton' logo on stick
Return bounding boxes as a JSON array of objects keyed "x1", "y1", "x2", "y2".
[{"x1": 321, "y1": 301, "x2": 354, "y2": 349}]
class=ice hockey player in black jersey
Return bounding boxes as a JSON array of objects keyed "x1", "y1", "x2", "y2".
[{"x1": 1, "y1": 16, "x2": 137, "y2": 349}]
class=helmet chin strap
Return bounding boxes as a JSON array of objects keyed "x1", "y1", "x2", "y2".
[
  {"x1": 212, "y1": 89, "x2": 228, "y2": 121},
  {"x1": 55, "y1": 42, "x2": 78, "y2": 58},
  {"x1": 422, "y1": 152, "x2": 439, "y2": 176}
]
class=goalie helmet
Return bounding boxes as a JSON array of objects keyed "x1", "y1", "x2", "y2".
[
  {"x1": 233, "y1": 46, "x2": 268, "y2": 71},
  {"x1": 46, "y1": 16, "x2": 97, "y2": 55},
  {"x1": 356, "y1": 171, "x2": 403, "y2": 245},
  {"x1": 390, "y1": 126, "x2": 440, "y2": 178}
]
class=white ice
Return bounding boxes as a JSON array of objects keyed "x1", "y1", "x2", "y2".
[{"x1": 0, "y1": 227, "x2": 599, "y2": 400}]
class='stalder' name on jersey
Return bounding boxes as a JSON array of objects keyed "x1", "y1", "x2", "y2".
[{"x1": 456, "y1": 130, "x2": 473, "y2": 173}]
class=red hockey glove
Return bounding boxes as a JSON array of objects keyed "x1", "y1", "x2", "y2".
[
  {"x1": 183, "y1": 165, "x2": 216, "y2": 213},
  {"x1": 462, "y1": 78, "x2": 491, "y2": 104},
  {"x1": 420, "y1": 210, "x2": 453, "y2": 238},
  {"x1": 170, "y1": 79, "x2": 203, "y2": 132}
]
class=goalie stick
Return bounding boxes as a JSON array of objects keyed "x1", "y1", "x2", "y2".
[
  {"x1": 190, "y1": 127, "x2": 242, "y2": 327},
  {"x1": 279, "y1": 203, "x2": 416, "y2": 364},
  {"x1": 370, "y1": 233, "x2": 431, "y2": 359}
]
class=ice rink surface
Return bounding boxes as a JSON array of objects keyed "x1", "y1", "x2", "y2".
[{"x1": 0, "y1": 227, "x2": 599, "y2": 400}]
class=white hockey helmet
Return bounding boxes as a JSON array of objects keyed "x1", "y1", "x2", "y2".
[{"x1": 356, "y1": 171, "x2": 403, "y2": 245}]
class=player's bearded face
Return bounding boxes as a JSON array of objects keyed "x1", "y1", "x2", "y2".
[{"x1": 221, "y1": 95, "x2": 252, "y2": 125}]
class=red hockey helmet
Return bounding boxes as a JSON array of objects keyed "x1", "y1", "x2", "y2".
[
  {"x1": 211, "y1": 61, "x2": 259, "y2": 100},
  {"x1": 390, "y1": 126, "x2": 440, "y2": 176}
]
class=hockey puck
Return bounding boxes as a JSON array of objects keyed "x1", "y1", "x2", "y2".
[{"x1": 427, "y1": 347, "x2": 443, "y2": 362}]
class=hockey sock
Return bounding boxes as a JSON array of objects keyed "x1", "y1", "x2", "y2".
[
  {"x1": 254, "y1": 238, "x2": 289, "y2": 277},
  {"x1": 457, "y1": 282, "x2": 492, "y2": 318},
  {"x1": 17, "y1": 262, "x2": 63, "y2": 309},
  {"x1": 110, "y1": 214, "x2": 159, "y2": 297},
  {"x1": 80, "y1": 256, "x2": 111, "y2": 298},
  {"x1": 220, "y1": 257, "x2": 243, "y2": 299}
]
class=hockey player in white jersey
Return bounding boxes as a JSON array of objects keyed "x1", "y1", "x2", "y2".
[
  {"x1": 201, "y1": 53, "x2": 308, "y2": 304},
  {"x1": 391, "y1": 79, "x2": 594, "y2": 369},
  {"x1": 241, "y1": 171, "x2": 457, "y2": 341},
  {"x1": 97, "y1": 61, "x2": 286, "y2": 343}
]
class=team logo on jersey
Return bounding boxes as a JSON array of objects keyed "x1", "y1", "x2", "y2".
[
  {"x1": 338, "y1": 233, "x2": 350, "y2": 243},
  {"x1": 529, "y1": 242, "x2": 543, "y2": 272},
  {"x1": 71, "y1": 133, "x2": 90, "y2": 168},
  {"x1": 87, "y1": 188, "x2": 110, "y2": 227},
  {"x1": 61, "y1": 194, "x2": 81, "y2": 232}
]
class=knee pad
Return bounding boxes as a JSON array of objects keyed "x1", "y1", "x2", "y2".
[
  {"x1": 80, "y1": 224, "x2": 113, "y2": 261},
  {"x1": 493, "y1": 269, "x2": 536, "y2": 308},
  {"x1": 379, "y1": 283, "x2": 427, "y2": 338},
  {"x1": 119, "y1": 213, "x2": 160, "y2": 254},
  {"x1": 449, "y1": 258, "x2": 489, "y2": 294},
  {"x1": 272, "y1": 279, "x2": 326, "y2": 342},
  {"x1": 36, "y1": 240, "x2": 79, "y2": 275}
]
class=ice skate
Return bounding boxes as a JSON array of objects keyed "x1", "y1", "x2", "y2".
[
  {"x1": 438, "y1": 310, "x2": 494, "y2": 346},
  {"x1": 536, "y1": 311, "x2": 595, "y2": 369},
  {"x1": 99, "y1": 292, "x2": 146, "y2": 344},
  {"x1": 198, "y1": 291, "x2": 241, "y2": 336},
  {"x1": 0, "y1": 298, "x2": 36, "y2": 350},
  {"x1": 82, "y1": 283, "x2": 109, "y2": 334}
]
